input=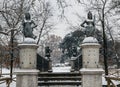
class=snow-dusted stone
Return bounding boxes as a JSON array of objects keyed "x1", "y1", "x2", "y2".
[
  {"x1": 18, "y1": 38, "x2": 38, "y2": 69},
  {"x1": 80, "y1": 37, "x2": 104, "y2": 87},
  {"x1": 82, "y1": 37, "x2": 98, "y2": 43},
  {"x1": 15, "y1": 69, "x2": 39, "y2": 87},
  {"x1": 15, "y1": 38, "x2": 39, "y2": 87},
  {"x1": 80, "y1": 68, "x2": 104, "y2": 87},
  {"x1": 81, "y1": 37, "x2": 100, "y2": 68},
  {"x1": 18, "y1": 43, "x2": 38, "y2": 69},
  {"x1": 22, "y1": 38, "x2": 36, "y2": 44}
]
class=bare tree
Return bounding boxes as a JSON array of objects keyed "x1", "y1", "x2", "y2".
[
  {"x1": 0, "y1": 0, "x2": 55, "y2": 79},
  {"x1": 33, "y1": 1, "x2": 54, "y2": 44}
]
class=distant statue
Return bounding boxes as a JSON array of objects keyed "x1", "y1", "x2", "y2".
[
  {"x1": 81, "y1": 11, "x2": 95, "y2": 37},
  {"x1": 45, "y1": 46, "x2": 52, "y2": 58},
  {"x1": 72, "y1": 46, "x2": 77, "y2": 57},
  {"x1": 22, "y1": 13, "x2": 37, "y2": 39}
]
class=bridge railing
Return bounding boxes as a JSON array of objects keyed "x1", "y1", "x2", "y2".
[
  {"x1": 105, "y1": 69, "x2": 120, "y2": 87},
  {"x1": 37, "y1": 54, "x2": 49, "y2": 72}
]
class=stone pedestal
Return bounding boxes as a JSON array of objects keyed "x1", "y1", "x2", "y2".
[
  {"x1": 15, "y1": 38, "x2": 39, "y2": 87},
  {"x1": 80, "y1": 68, "x2": 103, "y2": 87},
  {"x1": 81, "y1": 38, "x2": 100, "y2": 68},
  {"x1": 15, "y1": 69, "x2": 39, "y2": 87},
  {"x1": 80, "y1": 37, "x2": 104, "y2": 87},
  {"x1": 19, "y1": 43, "x2": 38, "y2": 69}
]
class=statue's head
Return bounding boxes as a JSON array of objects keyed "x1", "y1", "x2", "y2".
[
  {"x1": 25, "y1": 13, "x2": 31, "y2": 20},
  {"x1": 87, "y1": 11, "x2": 92, "y2": 20}
]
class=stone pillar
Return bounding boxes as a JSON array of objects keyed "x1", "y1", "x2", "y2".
[
  {"x1": 70, "y1": 57, "x2": 76, "y2": 72},
  {"x1": 80, "y1": 37, "x2": 104, "y2": 87},
  {"x1": 48, "y1": 58, "x2": 52, "y2": 72},
  {"x1": 15, "y1": 38, "x2": 39, "y2": 87}
]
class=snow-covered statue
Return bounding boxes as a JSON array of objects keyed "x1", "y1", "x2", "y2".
[
  {"x1": 81, "y1": 11, "x2": 95, "y2": 37},
  {"x1": 22, "y1": 12, "x2": 37, "y2": 39}
]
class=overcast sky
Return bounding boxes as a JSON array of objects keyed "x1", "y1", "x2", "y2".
[{"x1": 48, "y1": 0, "x2": 86, "y2": 38}]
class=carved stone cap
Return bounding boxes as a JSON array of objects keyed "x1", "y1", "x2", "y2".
[
  {"x1": 82, "y1": 37, "x2": 98, "y2": 43},
  {"x1": 81, "y1": 37, "x2": 100, "y2": 48},
  {"x1": 18, "y1": 43, "x2": 38, "y2": 49},
  {"x1": 18, "y1": 38, "x2": 38, "y2": 48}
]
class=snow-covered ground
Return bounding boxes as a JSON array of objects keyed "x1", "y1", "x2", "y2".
[
  {"x1": 0, "y1": 67, "x2": 120, "y2": 87},
  {"x1": 53, "y1": 66, "x2": 71, "y2": 72},
  {"x1": 0, "y1": 68, "x2": 16, "y2": 87}
]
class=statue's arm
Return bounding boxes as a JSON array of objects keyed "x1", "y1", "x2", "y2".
[
  {"x1": 31, "y1": 20, "x2": 37, "y2": 28},
  {"x1": 81, "y1": 21, "x2": 86, "y2": 27}
]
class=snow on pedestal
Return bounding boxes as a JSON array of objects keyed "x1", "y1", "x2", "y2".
[
  {"x1": 14, "y1": 38, "x2": 39, "y2": 87},
  {"x1": 80, "y1": 37, "x2": 104, "y2": 87},
  {"x1": 82, "y1": 37, "x2": 98, "y2": 43},
  {"x1": 23, "y1": 38, "x2": 37, "y2": 44}
]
